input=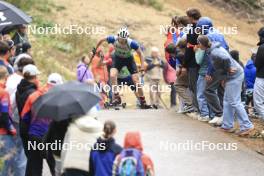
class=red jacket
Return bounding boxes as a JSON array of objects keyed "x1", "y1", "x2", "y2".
[
  {"x1": 0, "y1": 83, "x2": 16, "y2": 135},
  {"x1": 123, "y1": 131, "x2": 155, "y2": 175}
]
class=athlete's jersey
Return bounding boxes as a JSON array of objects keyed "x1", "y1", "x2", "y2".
[{"x1": 107, "y1": 35, "x2": 139, "y2": 58}]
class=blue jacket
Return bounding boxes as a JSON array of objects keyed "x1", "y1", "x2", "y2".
[
  {"x1": 244, "y1": 59, "x2": 256, "y2": 89},
  {"x1": 206, "y1": 30, "x2": 229, "y2": 75},
  {"x1": 89, "y1": 137, "x2": 122, "y2": 176}
]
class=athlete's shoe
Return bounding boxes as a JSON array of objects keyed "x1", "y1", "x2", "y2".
[
  {"x1": 139, "y1": 97, "x2": 152, "y2": 109},
  {"x1": 112, "y1": 93, "x2": 121, "y2": 106}
]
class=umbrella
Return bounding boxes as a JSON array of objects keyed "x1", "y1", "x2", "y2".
[
  {"x1": 0, "y1": 1, "x2": 32, "y2": 33},
  {"x1": 32, "y1": 81, "x2": 101, "y2": 121}
]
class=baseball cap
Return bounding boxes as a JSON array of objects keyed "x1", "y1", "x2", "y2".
[
  {"x1": 23, "y1": 64, "x2": 40, "y2": 76},
  {"x1": 48, "y1": 73, "x2": 63, "y2": 85}
]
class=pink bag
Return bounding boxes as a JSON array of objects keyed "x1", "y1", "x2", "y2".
[{"x1": 163, "y1": 62, "x2": 176, "y2": 84}]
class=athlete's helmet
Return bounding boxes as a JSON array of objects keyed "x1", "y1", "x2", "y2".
[{"x1": 117, "y1": 27, "x2": 129, "y2": 39}]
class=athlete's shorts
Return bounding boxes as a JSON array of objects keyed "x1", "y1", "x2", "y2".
[
  {"x1": 117, "y1": 76, "x2": 136, "y2": 91},
  {"x1": 111, "y1": 54, "x2": 138, "y2": 74}
]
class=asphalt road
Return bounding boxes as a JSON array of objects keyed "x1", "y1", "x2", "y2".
[
  {"x1": 44, "y1": 109, "x2": 264, "y2": 176},
  {"x1": 98, "y1": 109, "x2": 264, "y2": 176}
]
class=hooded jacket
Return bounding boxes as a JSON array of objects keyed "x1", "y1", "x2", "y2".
[
  {"x1": 197, "y1": 17, "x2": 229, "y2": 51},
  {"x1": 89, "y1": 137, "x2": 122, "y2": 176},
  {"x1": 21, "y1": 84, "x2": 52, "y2": 138},
  {"x1": 207, "y1": 42, "x2": 243, "y2": 80},
  {"x1": 16, "y1": 79, "x2": 38, "y2": 116},
  {"x1": 16, "y1": 79, "x2": 38, "y2": 136},
  {"x1": 113, "y1": 132, "x2": 155, "y2": 176},
  {"x1": 61, "y1": 116, "x2": 102, "y2": 174},
  {"x1": 244, "y1": 59, "x2": 256, "y2": 89},
  {"x1": 255, "y1": 39, "x2": 264, "y2": 78}
]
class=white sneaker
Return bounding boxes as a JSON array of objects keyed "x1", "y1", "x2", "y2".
[
  {"x1": 215, "y1": 116, "x2": 223, "y2": 126},
  {"x1": 198, "y1": 115, "x2": 210, "y2": 122},
  {"x1": 209, "y1": 116, "x2": 221, "y2": 124},
  {"x1": 187, "y1": 112, "x2": 199, "y2": 119}
]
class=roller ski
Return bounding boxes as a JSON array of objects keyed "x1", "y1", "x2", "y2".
[
  {"x1": 104, "y1": 93, "x2": 127, "y2": 110},
  {"x1": 138, "y1": 96, "x2": 152, "y2": 109}
]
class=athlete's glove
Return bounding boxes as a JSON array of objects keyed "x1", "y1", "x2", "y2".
[{"x1": 92, "y1": 47, "x2": 97, "y2": 55}]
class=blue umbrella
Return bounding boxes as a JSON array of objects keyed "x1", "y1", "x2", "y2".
[{"x1": 0, "y1": 1, "x2": 32, "y2": 33}]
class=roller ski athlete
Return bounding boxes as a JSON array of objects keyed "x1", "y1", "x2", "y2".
[{"x1": 95, "y1": 26, "x2": 152, "y2": 109}]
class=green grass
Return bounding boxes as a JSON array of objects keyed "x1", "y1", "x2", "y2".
[
  {"x1": 5, "y1": 0, "x2": 95, "y2": 81},
  {"x1": 5, "y1": 0, "x2": 51, "y2": 11},
  {"x1": 125, "y1": 0, "x2": 163, "y2": 11}
]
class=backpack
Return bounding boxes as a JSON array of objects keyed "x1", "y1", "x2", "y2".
[{"x1": 117, "y1": 148, "x2": 145, "y2": 176}]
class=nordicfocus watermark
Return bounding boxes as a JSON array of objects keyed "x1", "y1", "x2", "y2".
[
  {"x1": 94, "y1": 82, "x2": 172, "y2": 94},
  {"x1": 28, "y1": 24, "x2": 106, "y2": 35},
  {"x1": 159, "y1": 24, "x2": 238, "y2": 36},
  {"x1": 28, "y1": 140, "x2": 106, "y2": 151},
  {"x1": 160, "y1": 140, "x2": 238, "y2": 152}
]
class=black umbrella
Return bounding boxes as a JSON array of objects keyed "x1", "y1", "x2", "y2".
[
  {"x1": 32, "y1": 81, "x2": 101, "y2": 121},
  {"x1": 0, "y1": 1, "x2": 32, "y2": 33}
]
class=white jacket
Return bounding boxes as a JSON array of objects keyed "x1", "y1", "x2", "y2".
[{"x1": 60, "y1": 115, "x2": 103, "y2": 173}]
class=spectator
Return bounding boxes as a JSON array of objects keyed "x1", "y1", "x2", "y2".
[
  {"x1": 230, "y1": 50, "x2": 244, "y2": 68},
  {"x1": 15, "y1": 42, "x2": 31, "y2": 56},
  {"x1": 91, "y1": 48, "x2": 109, "y2": 85},
  {"x1": 196, "y1": 17, "x2": 229, "y2": 124},
  {"x1": 182, "y1": 8, "x2": 202, "y2": 112},
  {"x1": 5, "y1": 57, "x2": 34, "y2": 176},
  {"x1": 198, "y1": 35, "x2": 254, "y2": 136},
  {"x1": 244, "y1": 52, "x2": 257, "y2": 114},
  {"x1": 145, "y1": 47, "x2": 165, "y2": 109},
  {"x1": 89, "y1": 120, "x2": 122, "y2": 176},
  {"x1": 15, "y1": 64, "x2": 39, "y2": 163},
  {"x1": 167, "y1": 41, "x2": 194, "y2": 113},
  {"x1": 0, "y1": 66, "x2": 17, "y2": 176},
  {"x1": 20, "y1": 73, "x2": 63, "y2": 176},
  {"x1": 254, "y1": 27, "x2": 264, "y2": 119},
  {"x1": 0, "y1": 41, "x2": 14, "y2": 74},
  {"x1": 61, "y1": 107, "x2": 102, "y2": 176},
  {"x1": 13, "y1": 53, "x2": 32, "y2": 72},
  {"x1": 12, "y1": 24, "x2": 29, "y2": 46},
  {"x1": 113, "y1": 131, "x2": 154, "y2": 176},
  {"x1": 77, "y1": 55, "x2": 95, "y2": 84},
  {"x1": 5, "y1": 40, "x2": 16, "y2": 66},
  {"x1": 195, "y1": 45, "x2": 210, "y2": 121}
]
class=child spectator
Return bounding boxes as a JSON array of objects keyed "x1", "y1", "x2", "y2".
[
  {"x1": 244, "y1": 52, "x2": 257, "y2": 113},
  {"x1": 89, "y1": 120, "x2": 122, "y2": 176},
  {"x1": 112, "y1": 131, "x2": 154, "y2": 176}
]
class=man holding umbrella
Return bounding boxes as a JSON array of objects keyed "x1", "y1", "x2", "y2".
[
  {"x1": 32, "y1": 81, "x2": 101, "y2": 175},
  {"x1": 0, "y1": 1, "x2": 32, "y2": 34},
  {"x1": 20, "y1": 73, "x2": 63, "y2": 176},
  {"x1": 12, "y1": 24, "x2": 29, "y2": 46}
]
